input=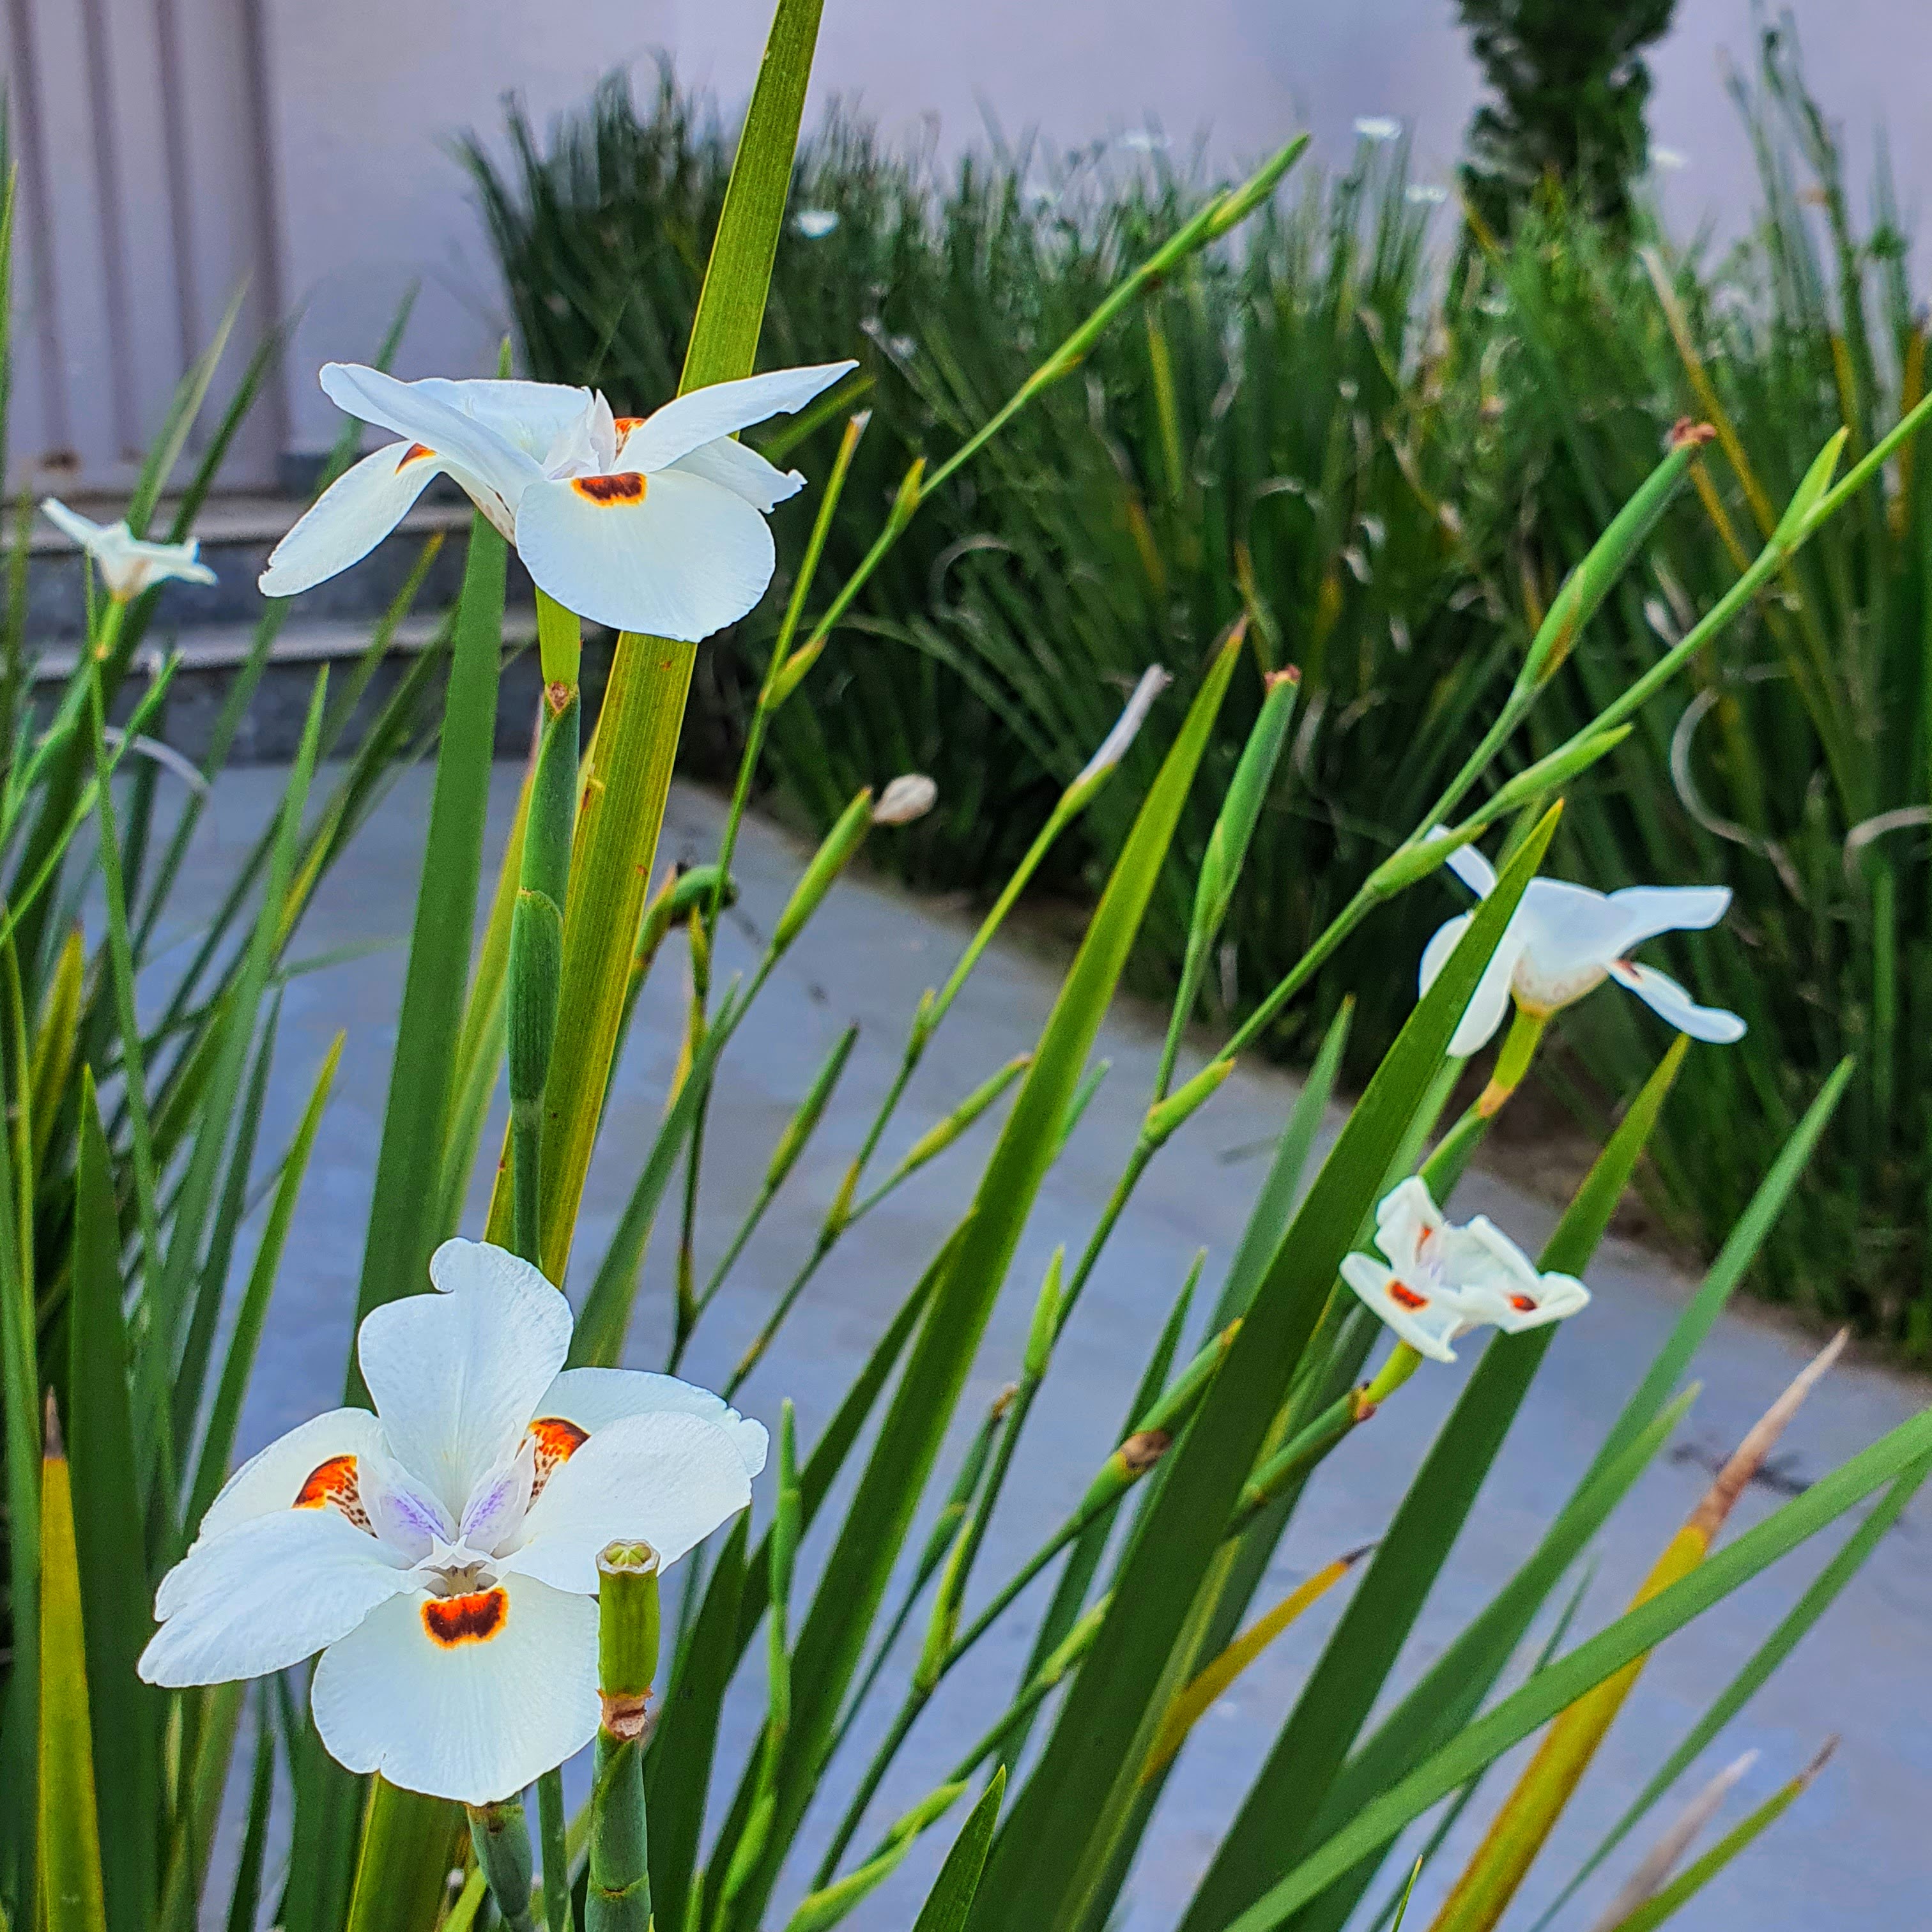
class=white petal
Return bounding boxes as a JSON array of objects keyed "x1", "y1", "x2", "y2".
[
  {"x1": 1601, "y1": 884, "x2": 1731, "y2": 955},
  {"x1": 500, "y1": 1411, "x2": 752, "y2": 1593},
  {"x1": 259, "y1": 442, "x2": 444, "y2": 596},
  {"x1": 513, "y1": 468, "x2": 775, "y2": 641},
  {"x1": 619, "y1": 362, "x2": 856, "y2": 473},
  {"x1": 197, "y1": 1407, "x2": 389, "y2": 1541},
  {"x1": 1370, "y1": 1176, "x2": 1447, "y2": 1275},
  {"x1": 537, "y1": 1366, "x2": 768, "y2": 1478},
  {"x1": 40, "y1": 498, "x2": 112, "y2": 549},
  {"x1": 319, "y1": 364, "x2": 540, "y2": 512},
  {"x1": 358, "y1": 1240, "x2": 573, "y2": 1521},
  {"x1": 1338, "y1": 1254, "x2": 1465, "y2": 1363},
  {"x1": 1425, "y1": 827, "x2": 1496, "y2": 898},
  {"x1": 1607, "y1": 960, "x2": 1746, "y2": 1043},
  {"x1": 1443, "y1": 1216, "x2": 1553, "y2": 1315},
  {"x1": 1515, "y1": 878, "x2": 1630, "y2": 977},
  {"x1": 141, "y1": 1509, "x2": 412, "y2": 1687},
  {"x1": 411, "y1": 376, "x2": 596, "y2": 459},
  {"x1": 310, "y1": 1573, "x2": 598, "y2": 1804},
  {"x1": 669, "y1": 436, "x2": 806, "y2": 512},
  {"x1": 1420, "y1": 912, "x2": 1521, "y2": 1056}
]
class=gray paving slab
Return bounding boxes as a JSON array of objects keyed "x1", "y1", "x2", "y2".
[{"x1": 151, "y1": 760, "x2": 1932, "y2": 1931}]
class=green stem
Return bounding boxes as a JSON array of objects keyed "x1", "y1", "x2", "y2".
[
  {"x1": 535, "y1": 1770, "x2": 570, "y2": 1932},
  {"x1": 466, "y1": 1798, "x2": 537, "y2": 1932}
]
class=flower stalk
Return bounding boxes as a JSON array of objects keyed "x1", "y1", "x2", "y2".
[
  {"x1": 466, "y1": 1797, "x2": 539, "y2": 1932},
  {"x1": 585, "y1": 1539, "x2": 663, "y2": 1932}
]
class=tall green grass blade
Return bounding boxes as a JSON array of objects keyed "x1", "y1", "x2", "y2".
[
  {"x1": 68, "y1": 1074, "x2": 158, "y2": 1932},
  {"x1": 1537, "y1": 1452, "x2": 1930, "y2": 1928},
  {"x1": 186, "y1": 1032, "x2": 344, "y2": 1537},
  {"x1": 646, "y1": 1515, "x2": 748, "y2": 1932},
  {"x1": 224, "y1": 1693, "x2": 277, "y2": 1932},
  {"x1": 972, "y1": 808, "x2": 1560, "y2": 1932},
  {"x1": 1596, "y1": 1745, "x2": 1834, "y2": 1932},
  {"x1": 1183, "y1": 1038, "x2": 1688, "y2": 1931},
  {"x1": 909, "y1": 1768, "x2": 1005, "y2": 1932},
  {"x1": 349, "y1": 517, "x2": 505, "y2": 1340},
  {"x1": 1222, "y1": 1400, "x2": 1932, "y2": 1931},
  {"x1": 714, "y1": 632, "x2": 1241, "y2": 1929},
  {"x1": 37, "y1": 1402, "x2": 107, "y2": 1932}
]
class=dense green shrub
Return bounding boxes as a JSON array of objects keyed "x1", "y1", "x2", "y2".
[{"x1": 466, "y1": 38, "x2": 1932, "y2": 1348}]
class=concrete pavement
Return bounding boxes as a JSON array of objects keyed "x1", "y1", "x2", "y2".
[{"x1": 157, "y1": 761, "x2": 1932, "y2": 1931}]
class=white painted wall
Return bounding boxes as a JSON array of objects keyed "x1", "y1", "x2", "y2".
[{"x1": 263, "y1": 0, "x2": 1932, "y2": 457}]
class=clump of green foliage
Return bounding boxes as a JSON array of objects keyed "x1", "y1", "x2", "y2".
[
  {"x1": 1457, "y1": 0, "x2": 1678, "y2": 236},
  {"x1": 468, "y1": 33, "x2": 1932, "y2": 1349}
]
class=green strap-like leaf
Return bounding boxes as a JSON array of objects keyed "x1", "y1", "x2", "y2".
[
  {"x1": 910, "y1": 1769, "x2": 1006, "y2": 1932},
  {"x1": 711, "y1": 635, "x2": 1241, "y2": 1931},
  {"x1": 1182, "y1": 1039, "x2": 1687, "y2": 1932},
  {"x1": 973, "y1": 810, "x2": 1561, "y2": 1932},
  {"x1": 1221, "y1": 1398, "x2": 1932, "y2": 1932},
  {"x1": 68, "y1": 1075, "x2": 158, "y2": 1932}
]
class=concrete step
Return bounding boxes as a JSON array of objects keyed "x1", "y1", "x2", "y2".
[
  {"x1": 17, "y1": 489, "x2": 574, "y2": 763},
  {"x1": 36, "y1": 606, "x2": 551, "y2": 766},
  {"x1": 15, "y1": 489, "x2": 509, "y2": 639}
]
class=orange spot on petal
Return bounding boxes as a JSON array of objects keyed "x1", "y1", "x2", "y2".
[
  {"x1": 293, "y1": 1454, "x2": 371, "y2": 1533},
  {"x1": 612, "y1": 416, "x2": 645, "y2": 438},
  {"x1": 422, "y1": 1588, "x2": 509, "y2": 1647},
  {"x1": 571, "y1": 471, "x2": 647, "y2": 505},
  {"x1": 399, "y1": 443, "x2": 436, "y2": 466},
  {"x1": 1389, "y1": 1283, "x2": 1429, "y2": 1310},
  {"x1": 1510, "y1": 1294, "x2": 1538, "y2": 1312},
  {"x1": 525, "y1": 1416, "x2": 589, "y2": 1501}
]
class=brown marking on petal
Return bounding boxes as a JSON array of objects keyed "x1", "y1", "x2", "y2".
[
  {"x1": 399, "y1": 443, "x2": 436, "y2": 467},
  {"x1": 1389, "y1": 1282, "x2": 1429, "y2": 1311},
  {"x1": 422, "y1": 1588, "x2": 509, "y2": 1648},
  {"x1": 1510, "y1": 1293, "x2": 1538, "y2": 1313},
  {"x1": 611, "y1": 416, "x2": 646, "y2": 438},
  {"x1": 293, "y1": 1453, "x2": 372, "y2": 1533},
  {"x1": 525, "y1": 1416, "x2": 589, "y2": 1502},
  {"x1": 571, "y1": 471, "x2": 647, "y2": 505}
]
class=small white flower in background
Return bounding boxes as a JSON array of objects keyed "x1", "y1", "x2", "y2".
[
  {"x1": 793, "y1": 208, "x2": 840, "y2": 239},
  {"x1": 139, "y1": 1239, "x2": 764, "y2": 1804},
  {"x1": 1652, "y1": 146, "x2": 1689, "y2": 171},
  {"x1": 873, "y1": 773, "x2": 938, "y2": 825},
  {"x1": 1120, "y1": 128, "x2": 1169, "y2": 153},
  {"x1": 1341, "y1": 1177, "x2": 1589, "y2": 1362},
  {"x1": 41, "y1": 499, "x2": 217, "y2": 602},
  {"x1": 1420, "y1": 836, "x2": 1745, "y2": 1056},
  {"x1": 1405, "y1": 183, "x2": 1450, "y2": 206},
  {"x1": 1354, "y1": 117, "x2": 1402, "y2": 142},
  {"x1": 260, "y1": 359, "x2": 855, "y2": 640}
]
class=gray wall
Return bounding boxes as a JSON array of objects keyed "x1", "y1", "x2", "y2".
[{"x1": 270, "y1": 0, "x2": 1912, "y2": 461}]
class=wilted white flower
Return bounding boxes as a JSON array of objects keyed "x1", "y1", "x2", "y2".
[
  {"x1": 1354, "y1": 117, "x2": 1402, "y2": 142},
  {"x1": 873, "y1": 774, "x2": 938, "y2": 825},
  {"x1": 139, "y1": 1240, "x2": 764, "y2": 1803},
  {"x1": 42, "y1": 500, "x2": 217, "y2": 602},
  {"x1": 261, "y1": 360, "x2": 855, "y2": 640},
  {"x1": 1340, "y1": 1177, "x2": 1589, "y2": 1361},
  {"x1": 1420, "y1": 837, "x2": 1744, "y2": 1055},
  {"x1": 1073, "y1": 666, "x2": 1170, "y2": 790},
  {"x1": 793, "y1": 208, "x2": 840, "y2": 239}
]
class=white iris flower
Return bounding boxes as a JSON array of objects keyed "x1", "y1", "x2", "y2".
[
  {"x1": 260, "y1": 359, "x2": 856, "y2": 640},
  {"x1": 139, "y1": 1240, "x2": 765, "y2": 1804},
  {"x1": 1420, "y1": 838, "x2": 1745, "y2": 1057},
  {"x1": 1340, "y1": 1177, "x2": 1590, "y2": 1362}
]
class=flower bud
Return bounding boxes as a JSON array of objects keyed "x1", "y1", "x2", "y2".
[
  {"x1": 872, "y1": 774, "x2": 938, "y2": 825},
  {"x1": 596, "y1": 1540, "x2": 662, "y2": 1739}
]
